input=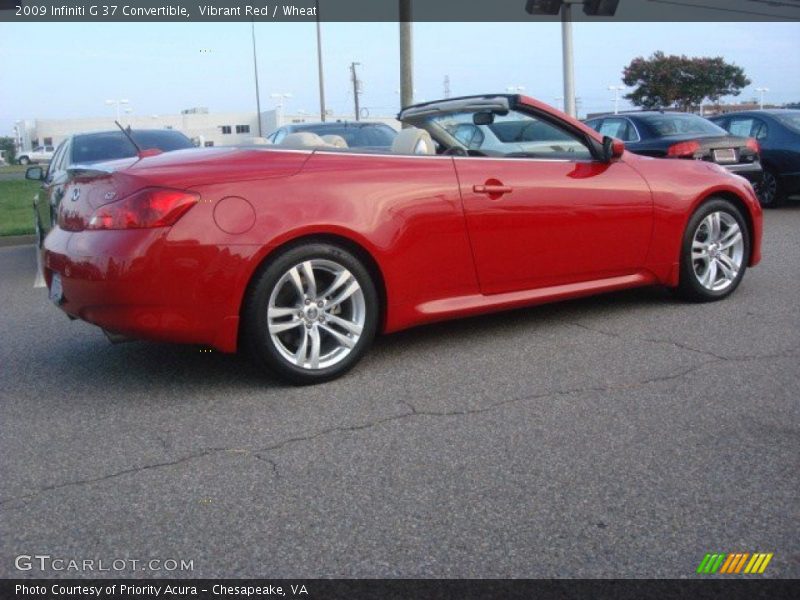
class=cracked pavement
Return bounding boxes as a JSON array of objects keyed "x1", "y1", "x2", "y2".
[{"x1": 1, "y1": 207, "x2": 799, "y2": 578}]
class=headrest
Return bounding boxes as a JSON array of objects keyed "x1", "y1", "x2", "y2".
[
  {"x1": 321, "y1": 134, "x2": 348, "y2": 148},
  {"x1": 280, "y1": 132, "x2": 327, "y2": 149},
  {"x1": 391, "y1": 127, "x2": 436, "y2": 155}
]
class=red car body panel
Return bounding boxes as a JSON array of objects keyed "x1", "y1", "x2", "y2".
[{"x1": 43, "y1": 96, "x2": 763, "y2": 353}]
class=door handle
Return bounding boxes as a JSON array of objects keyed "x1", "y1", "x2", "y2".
[{"x1": 473, "y1": 183, "x2": 513, "y2": 196}]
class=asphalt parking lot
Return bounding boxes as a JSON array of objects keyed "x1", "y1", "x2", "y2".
[{"x1": 1, "y1": 207, "x2": 798, "y2": 579}]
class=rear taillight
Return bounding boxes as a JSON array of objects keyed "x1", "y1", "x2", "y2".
[
  {"x1": 86, "y1": 188, "x2": 199, "y2": 230},
  {"x1": 746, "y1": 138, "x2": 760, "y2": 154},
  {"x1": 667, "y1": 140, "x2": 701, "y2": 158}
]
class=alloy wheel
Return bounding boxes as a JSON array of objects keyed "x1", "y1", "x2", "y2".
[
  {"x1": 691, "y1": 211, "x2": 744, "y2": 292},
  {"x1": 267, "y1": 259, "x2": 366, "y2": 370}
]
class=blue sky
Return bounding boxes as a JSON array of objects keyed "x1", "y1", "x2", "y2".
[{"x1": 0, "y1": 21, "x2": 798, "y2": 134}]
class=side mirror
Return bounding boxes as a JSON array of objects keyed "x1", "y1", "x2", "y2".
[
  {"x1": 26, "y1": 166, "x2": 44, "y2": 181},
  {"x1": 602, "y1": 136, "x2": 625, "y2": 161}
]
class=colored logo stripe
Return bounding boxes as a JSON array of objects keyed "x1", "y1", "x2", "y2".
[{"x1": 697, "y1": 552, "x2": 773, "y2": 574}]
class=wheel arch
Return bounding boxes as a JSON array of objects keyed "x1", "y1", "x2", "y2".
[
  {"x1": 689, "y1": 189, "x2": 757, "y2": 266},
  {"x1": 236, "y1": 230, "x2": 389, "y2": 338}
]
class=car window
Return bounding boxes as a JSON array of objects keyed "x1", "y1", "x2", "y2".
[
  {"x1": 585, "y1": 119, "x2": 603, "y2": 133},
  {"x1": 429, "y1": 109, "x2": 593, "y2": 160},
  {"x1": 728, "y1": 118, "x2": 756, "y2": 138},
  {"x1": 639, "y1": 114, "x2": 728, "y2": 137},
  {"x1": 453, "y1": 124, "x2": 485, "y2": 149},
  {"x1": 271, "y1": 129, "x2": 287, "y2": 144},
  {"x1": 751, "y1": 119, "x2": 768, "y2": 140},
  {"x1": 47, "y1": 141, "x2": 68, "y2": 178},
  {"x1": 363, "y1": 126, "x2": 397, "y2": 147},
  {"x1": 72, "y1": 131, "x2": 193, "y2": 163},
  {"x1": 596, "y1": 118, "x2": 637, "y2": 142}
]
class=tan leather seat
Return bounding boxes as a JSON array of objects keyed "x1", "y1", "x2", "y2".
[
  {"x1": 391, "y1": 127, "x2": 436, "y2": 155},
  {"x1": 321, "y1": 134, "x2": 348, "y2": 148},
  {"x1": 280, "y1": 132, "x2": 328, "y2": 149}
]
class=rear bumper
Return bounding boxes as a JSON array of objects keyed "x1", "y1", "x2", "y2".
[
  {"x1": 42, "y1": 227, "x2": 245, "y2": 352},
  {"x1": 723, "y1": 161, "x2": 763, "y2": 184}
]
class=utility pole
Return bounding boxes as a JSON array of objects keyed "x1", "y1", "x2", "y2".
[
  {"x1": 251, "y1": 21, "x2": 263, "y2": 136},
  {"x1": 399, "y1": 0, "x2": 414, "y2": 116},
  {"x1": 315, "y1": 0, "x2": 326, "y2": 121},
  {"x1": 443, "y1": 75, "x2": 451, "y2": 99},
  {"x1": 350, "y1": 62, "x2": 361, "y2": 121}
]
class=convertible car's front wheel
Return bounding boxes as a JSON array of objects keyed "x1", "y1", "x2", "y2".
[
  {"x1": 244, "y1": 242, "x2": 379, "y2": 384},
  {"x1": 677, "y1": 198, "x2": 750, "y2": 302}
]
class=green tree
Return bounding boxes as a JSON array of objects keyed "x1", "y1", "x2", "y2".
[
  {"x1": 0, "y1": 137, "x2": 16, "y2": 164},
  {"x1": 622, "y1": 51, "x2": 750, "y2": 111}
]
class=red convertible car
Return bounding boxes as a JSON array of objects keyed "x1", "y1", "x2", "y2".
[{"x1": 43, "y1": 94, "x2": 762, "y2": 384}]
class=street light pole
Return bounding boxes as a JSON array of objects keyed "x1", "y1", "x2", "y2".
[
  {"x1": 526, "y1": 0, "x2": 619, "y2": 118},
  {"x1": 251, "y1": 21, "x2": 263, "y2": 137},
  {"x1": 560, "y1": 1, "x2": 576, "y2": 117},
  {"x1": 399, "y1": 0, "x2": 414, "y2": 115},
  {"x1": 105, "y1": 99, "x2": 129, "y2": 123},
  {"x1": 315, "y1": 0, "x2": 326, "y2": 121},
  {"x1": 755, "y1": 87, "x2": 769, "y2": 110},
  {"x1": 608, "y1": 85, "x2": 624, "y2": 114}
]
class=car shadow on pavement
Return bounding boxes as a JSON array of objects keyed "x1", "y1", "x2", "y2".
[
  {"x1": 376, "y1": 285, "x2": 673, "y2": 349},
  {"x1": 31, "y1": 285, "x2": 673, "y2": 391}
]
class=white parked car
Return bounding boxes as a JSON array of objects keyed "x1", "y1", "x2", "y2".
[{"x1": 17, "y1": 145, "x2": 55, "y2": 165}]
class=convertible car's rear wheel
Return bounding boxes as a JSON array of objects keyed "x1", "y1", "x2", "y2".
[
  {"x1": 244, "y1": 243, "x2": 378, "y2": 384},
  {"x1": 677, "y1": 198, "x2": 749, "y2": 302}
]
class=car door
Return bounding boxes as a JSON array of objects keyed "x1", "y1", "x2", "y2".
[{"x1": 447, "y1": 109, "x2": 653, "y2": 294}]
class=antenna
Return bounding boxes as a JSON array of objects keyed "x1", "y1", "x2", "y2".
[{"x1": 114, "y1": 120, "x2": 143, "y2": 154}]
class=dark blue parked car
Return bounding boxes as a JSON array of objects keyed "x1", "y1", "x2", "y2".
[
  {"x1": 585, "y1": 112, "x2": 763, "y2": 191},
  {"x1": 710, "y1": 110, "x2": 800, "y2": 207}
]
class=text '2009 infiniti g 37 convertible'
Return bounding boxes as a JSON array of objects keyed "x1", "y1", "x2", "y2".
[{"x1": 43, "y1": 94, "x2": 763, "y2": 384}]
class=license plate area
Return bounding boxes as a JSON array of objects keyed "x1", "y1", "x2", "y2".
[
  {"x1": 49, "y1": 273, "x2": 64, "y2": 305},
  {"x1": 713, "y1": 148, "x2": 737, "y2": 164}
]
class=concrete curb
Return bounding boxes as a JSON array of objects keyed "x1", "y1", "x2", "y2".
[{"x1": 0, "y1": 234, "x2": 36, "y2": 247}]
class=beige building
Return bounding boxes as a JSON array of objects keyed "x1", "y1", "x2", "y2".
[{"x1": 13, "y1": 108, "x2": 400, "y2": 153}]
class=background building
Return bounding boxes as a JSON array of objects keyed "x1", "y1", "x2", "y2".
[{"x1": 13, "y1": 108, "x2": 400, "y2": 153}]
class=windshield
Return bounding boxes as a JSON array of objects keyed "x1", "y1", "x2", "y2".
[
  {"x1": 639, "y1": 114, "x2": 728, "y2": 137},
  {"x1": 71, "y1": 130, "x2": 194, "y2": 163},
  {"x1": 774, "y1": 112, "x2": 800, "y2": 133},
  {"x1": 428, "y1": 109, "x2": 591, "y2": 159}
]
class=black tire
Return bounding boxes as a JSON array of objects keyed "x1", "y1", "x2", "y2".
[
  {"x1": 757, "y1": 169, "x2": 785, "y2": 208},
  {"x1": 18, "y1": 156, "x2": 30, "y2": 165},
  {"x1": 677, "y1": 198, "x2": 750, "y2": 302},
  {"x1": 243, "y1": 242, "x2": 379, "y2": 385}
]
